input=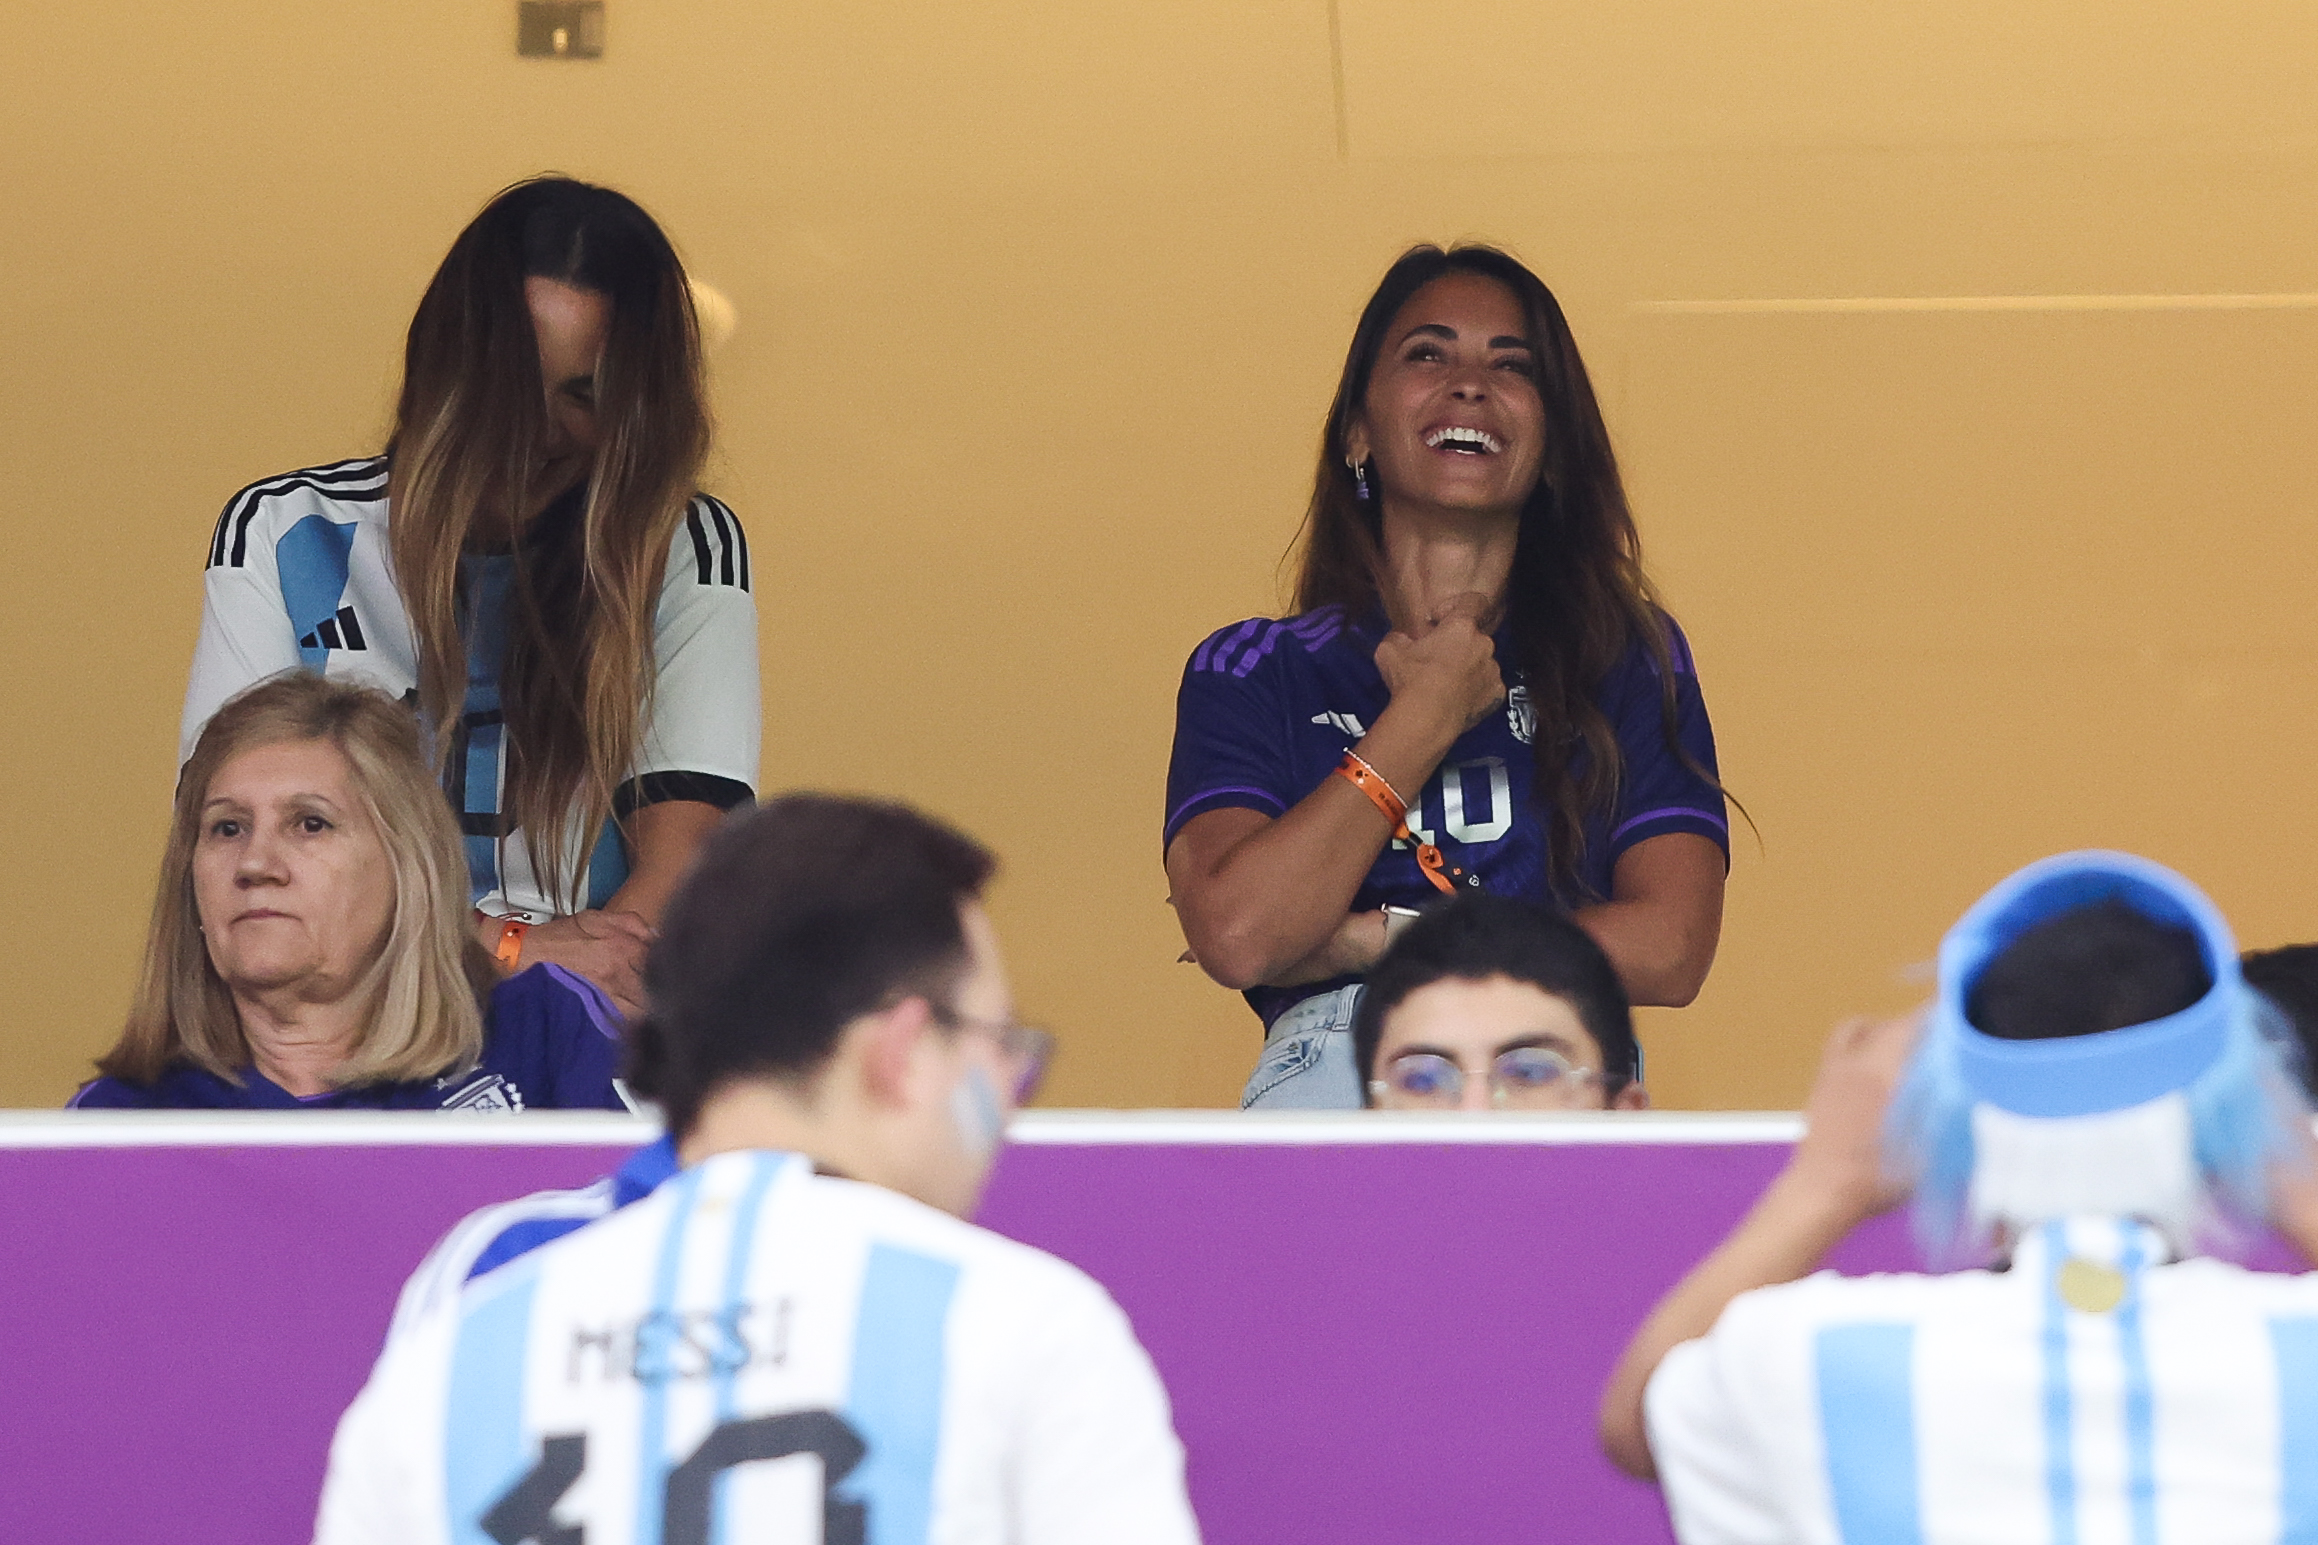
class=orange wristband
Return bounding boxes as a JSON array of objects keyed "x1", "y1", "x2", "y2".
[
  {"x1": 492, "y1": 916, "x2": 531, "y2": 969},
  {"x1": 1334, "y1": 752, "x2": 1460, "y2": 895},
  {"x1": 1335, "y1": 751, "x2": 1409, "y2": 825}
]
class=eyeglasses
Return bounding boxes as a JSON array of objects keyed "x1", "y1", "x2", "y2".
[
  {"x1": 1369, "y1": 1046, "x2": 1600, "y2": 1109},
  {"x1": 930, "y1": 1007, "x2": 1057, "y2": 1105}
]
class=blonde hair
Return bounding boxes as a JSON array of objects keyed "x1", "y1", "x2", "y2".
[
  {"x1": 389, "y1": 177, "x2": 711, "y2": 908},
  {"x1": 98, "y1": 674, "x2": 497, "y2": 1089}
]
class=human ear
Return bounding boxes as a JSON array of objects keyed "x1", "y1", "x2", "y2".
[
  {"x1": 1611, "y1": 1080, "x2": 1651, "y2": 1112},
  {"x1": 1343, "y1": 416, "x2": 1371, "y2": 470},
  {"x1": 858, "y1": 999, "x2": 936, "y2": 1109}
]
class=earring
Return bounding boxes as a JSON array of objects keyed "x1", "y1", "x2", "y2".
[{"x1": 1348, "y1": 458, "x2": 1373, "y2": 503}]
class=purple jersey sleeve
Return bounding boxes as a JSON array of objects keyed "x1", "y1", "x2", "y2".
[
  {"x1": 481, "y1": 964, "x2": 627, "y2": 1110},
  {"x1": 1163, "y1": 619, "x2": 1299, "y2": 847},
  {"x1": 1598, "y1": 616, "x2": 1728, "y2": 869}
]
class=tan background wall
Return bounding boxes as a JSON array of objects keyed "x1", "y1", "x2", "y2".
[{"x1": 3, "y1": 1, "x2": 2315, "y2": 1109}]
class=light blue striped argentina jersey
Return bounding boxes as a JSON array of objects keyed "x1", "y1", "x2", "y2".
[
  {"x1": 1646, "y1": 1215, "x2": 2318, "y2": 1545},
  {"x1": 315, "y1": 1149, "x2": 1201, "y2": 1545}
]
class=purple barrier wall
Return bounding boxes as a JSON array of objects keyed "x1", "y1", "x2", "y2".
[{"x1": 4, "y1": 1116, "x2": 1923, "y2": 1543}]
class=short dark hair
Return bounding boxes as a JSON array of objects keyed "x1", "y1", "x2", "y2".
[
  {"x1": 1965, "y1": 898, "x2": 2210, "y2": 1041},
  {"x1": 624, "y1": 794, "x2": 997, "y2": 1135},
  {"x1": 2241, "y1": 944, "x2": 2318, "y2": 1097},
  {"x1": 1351, "y1": 894, "x2": 1637, "y2": 1096}
]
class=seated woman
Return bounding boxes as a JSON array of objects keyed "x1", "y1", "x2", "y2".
[
  {"x1": 73, "y1": 675, "x2": 628, "y2": 1110},
  {"x1": 1166, "y1": 243, "x2": 1729, "y2": 1109},
  {"x1": 1354, "y1": 892, "x2": 1647, "y2": 1112},
  {"x1": 182, "y1": 177, "x2": 759, "y2": 1020}
]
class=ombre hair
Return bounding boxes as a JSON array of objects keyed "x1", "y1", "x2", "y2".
[
  {"x1": 97, "y1": 674, "x2": 497, "y2": 1089},
  {"x1": 1888, "y1": 994, "x2": 2308, "y2": 1268},
  {"x1": 1290, "y1": 244, "x2": 1729, "y2": 902},
  {"x1": 1886, "y1": 854, "x2": 2315, "y2": 1267},
  {"x1": 388, "y1": 176, "x2": 711, "y2": 907}
]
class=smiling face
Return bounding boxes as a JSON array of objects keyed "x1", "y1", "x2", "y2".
[
  {"x1": 524, "y1": 275, "x2": 612, "y2": 509},
  {"x1": 1345, "y1": 270, "x2": 1548, "y2": 523},
  {"x1": 1369, "y1": 973, "x2": 1644, "y2": 1111},
  {"x1": 190, "y1": 739, "x2": 397, "y2": 1006}
]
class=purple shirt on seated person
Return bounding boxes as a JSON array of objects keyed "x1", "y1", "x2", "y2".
[
  {"x1": 1165, "y1": 604, "x2": 1728, "y2": 1028},
  {"x1": 67, "y1": 963, "x2": 628, "y2": 1112}
]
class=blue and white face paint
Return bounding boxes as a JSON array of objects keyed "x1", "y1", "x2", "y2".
[
  {"x1": 1886, "y1": 849, "x2": 2309, "y2": 1265},
  {"x1": 949, "y1": 1063, "x2": 1007, "y2": 1165}
]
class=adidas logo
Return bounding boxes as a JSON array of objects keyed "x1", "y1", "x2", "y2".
[
  {"x1": 1311, "y1": 711, "x2": 1367, "y2": 737},
  {"x1": 299, "y1": 605, "x2": 367, "y2": 652}
]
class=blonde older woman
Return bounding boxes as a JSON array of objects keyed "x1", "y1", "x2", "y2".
[{"x1": 74, "y1": 674, "x2": 630, "y2": 1110}]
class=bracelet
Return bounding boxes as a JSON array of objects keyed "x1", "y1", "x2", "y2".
[
  {"x1": 1334, "y1": 751, "x2": 1409, "y2": 824},
  {"x1": 493, "y1": 916, "x2": 531, "y2": 970},
  {"x1": 1333, "y1": 753, "x2": 1459, "y2": 896}
]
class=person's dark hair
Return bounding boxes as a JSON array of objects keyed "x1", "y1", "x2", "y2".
[
  {"x1": 1352, "y1": 893, "x2": 1637, "y2": 1097},
  {"x1": 389, "y1": 175, "x2": 711, "y2": 908},
  {"x1": 624, "y1": 795, "x2": 996, "y2": 1136},
  {"x1": 2240, "y1": 944, "x2": 2318, "y2": 1097},
  {"x1": 1966, "y1": 898, "x2": 2211, "y2": 1041},
  {"x1": 1291, "y1": 243, "x2": 1728, "y2": 903}
]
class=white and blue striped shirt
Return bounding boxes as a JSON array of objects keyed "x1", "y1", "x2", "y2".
[
  {"x1": 316, "y1": 1149, "x2": 1200, "y2": 1545},
  {"x1": 1647, "y1": 1215, "x2": 2318, "y2": 1544}
]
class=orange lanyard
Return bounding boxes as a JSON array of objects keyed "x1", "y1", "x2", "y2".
[{"x1": 1335, "y1": 752, "x2": 1460, "y2": 895}]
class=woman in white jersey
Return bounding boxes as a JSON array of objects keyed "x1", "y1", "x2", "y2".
[{"x1": 183, "y1": 178, "x2": 759, "y2": 1016}]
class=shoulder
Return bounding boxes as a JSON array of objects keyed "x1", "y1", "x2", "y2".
[
  {"x1": 487, "y1": 963, "x2": 621, "y2": 1042},
  {"x1": 1601, "y1": 606, "x2": 1699, "y2": 684},
  {"x1": 2153, "y1": 1254, "x2": 2318, "y2": 1309},
  {"x1": 1695, "y1": 1268, "x2": 1976, "y2": 1370},
  {"x1": 481, "y1": 964, "x2": 624, "y2": 1109},
  {"x1": 206, "y1": 456, "x2": 390, "y2": 572},
  {"x1": 1183, "y1": 606, "x2": 1355, "y2": 682},
  {"x1": 68, "y1": 1076, "x2": 162, "y2": 1109},
  {"x1": 386, "y1": 1175, "x2": 623, "y2": 1341},
  {"x1": 68, "y1": 1066, "x2": 234, "y2": 1109},
  {"x1": 666, "y1": 493, "x2": 751, "y2": 593}
]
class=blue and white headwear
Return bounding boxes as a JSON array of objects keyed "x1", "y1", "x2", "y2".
[{"x1": 1887, "y1": 849, "x2": 2309, "y2": 1265}]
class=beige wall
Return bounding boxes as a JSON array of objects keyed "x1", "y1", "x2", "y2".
[{"x1": 3, "y1": 1, "x2": 2315, "y2": 1109}]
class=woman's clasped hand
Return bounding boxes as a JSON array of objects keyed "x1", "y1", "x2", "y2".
[{"x1": 1371, "y1": 591, "x2": 1513, "y2": 741}]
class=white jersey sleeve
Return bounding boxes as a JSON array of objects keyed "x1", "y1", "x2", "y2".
[
  {"x1": 639, "y1": 496, "x2": 760, "y2": 793},
  {"x1": 183, "y1": 503, "x2": 302, "y2": 761},
  {"x1": 1006, "y1": 1271, "x2": 1202, "y2": 1545},
  {"x1": 1645, "y1": 1336, "x2": 1790, "y2": 1545},
  {"x1": 180, "y1": 458, "x2": 401, "y2": 762},
  {"x1": 314, "y1": 1306, "x2": 457, "y2": 1545}
]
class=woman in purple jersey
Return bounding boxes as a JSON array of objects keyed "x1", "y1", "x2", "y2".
[
  {"x1": 1165, "y1": 245, "x2": 1732, "y2": 1108},
  {"x1": 72, "y1": 675, "x2": 627, "y2": 1112}
]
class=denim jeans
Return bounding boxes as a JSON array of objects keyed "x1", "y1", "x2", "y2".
[{"x1": 1239, "y1": 984, "x2": 1367, "y2": 1110}]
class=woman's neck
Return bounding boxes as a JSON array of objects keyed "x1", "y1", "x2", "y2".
[
  {"x1": 233, "y1": 987, "x2": 371, "y2": 1098},
  {"x1": 1376, "y1": 503, "x2": 1520, "y2": 636}
]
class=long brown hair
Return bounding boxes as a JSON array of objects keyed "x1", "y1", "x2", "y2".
[
  {"x1": 100, "y1": 674, "x2": 496, "y2": 1088},
  {"x1": 388, "y1": 176, "x2": 711, "y2": 908},
  {"x1": 1292, "y1": 243, "x2": 1723, "y2": 902}
]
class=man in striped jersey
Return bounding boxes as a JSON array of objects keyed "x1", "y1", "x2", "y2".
[
  {"x1": 1602, "y1": 851, "x2": 2318, "y2": 1544},
  {"x1": 315, "y1": 796, "x2": 1201, "y2": 1545}
]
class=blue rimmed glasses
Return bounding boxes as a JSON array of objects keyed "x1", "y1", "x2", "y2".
[{"x1": 1369, "y1": 1045, "x2": 1599, "y2": 1109}]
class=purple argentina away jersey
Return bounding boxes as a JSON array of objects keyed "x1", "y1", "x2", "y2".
[{"x1": 1164, "y1": 604, "x2": 1727, "y2": 1027}]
